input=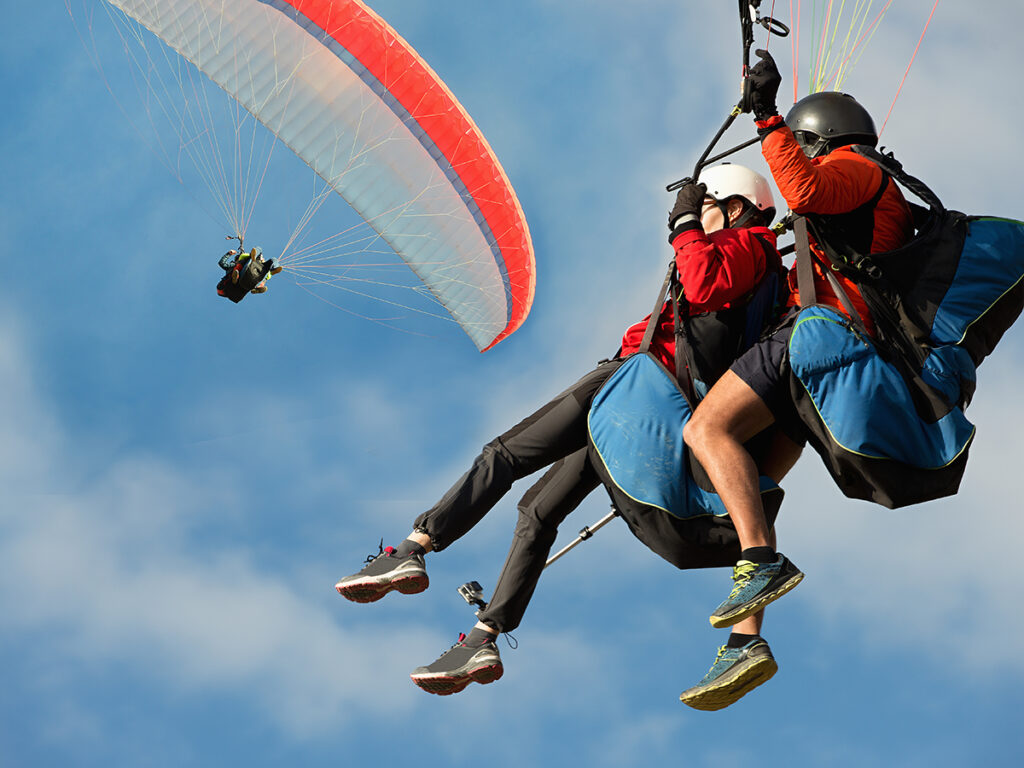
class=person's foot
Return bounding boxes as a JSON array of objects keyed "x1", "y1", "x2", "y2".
[
  {"x1": 334, "y1": 545, "x2": 428, "y2": 603},
  {"x1": 710, "y1": 554, "x2": 803, "y2": 628},
  {"x1": 410, "y1": 632, "x2": 503, "y2": 695},
  {"x1": 679, "y1": 639, "x2": 778, "y2": 711}
]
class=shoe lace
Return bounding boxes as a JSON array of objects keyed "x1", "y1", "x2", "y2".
[
  {"x1": 709, "y1": 645, "x2": 727, "y2": 668},
  {"x1": 727, "y1": 560, "x2": 757, "y2": 599},
  {"x1": 362, "y1": 539, "x2": 396, "y2": 565},
  {"x1": 438, "y1": 632, "x2": 471, "y2": 653},
  {"x1": 697, "y1": 645, "x2": 729, "y2": 683}
]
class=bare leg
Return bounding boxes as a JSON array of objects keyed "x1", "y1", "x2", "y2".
[
  {"x1": 683, "y1": 370, "x2": 779, "y2": 551},
  {"x1": 757, "y1": 429, "x2": 804, "y2": 485},
  {"x1": 404, "y1": 531, "x2": 433, "y2": 553},
  {"x1": 731, "y1": 613, "x2": 762, "y2": 635},
  {"x1": 688, "y1": 375, "x2": 804, "y2": 627}
]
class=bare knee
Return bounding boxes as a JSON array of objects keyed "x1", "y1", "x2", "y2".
[
  {"x1": 684, "y1": 410, "x2": 720, "y2": 454},
  {"x1": 682, "y1": 417, "x2": 700, "y2": 451}
]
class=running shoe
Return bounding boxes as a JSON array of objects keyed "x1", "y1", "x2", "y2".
[
  {"x1": 710, "y1": 554, "x2": 803, "y2": 628},
  {"x1": 680, "y1": 639, "x2": 778, "y2": 711},
  {"x1": 410, "y1": 633, "x2": 503, "y2": 695},
  {"x1": 334, "y1": 544, "x2": 428, "y2": 603}
]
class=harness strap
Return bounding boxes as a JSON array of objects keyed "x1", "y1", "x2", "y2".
[
  {"x1": 638, "y1": 260, "x2": 676, "y2": 354},
  {"x1": 636, "y1": 259, "x2": 701, "y2": 405},
  {"x1": 671, "y1": 272, "x2": 701, "y2": 405},
  {"x1": 806, "y1": 163, "x2": 890, "y2": 270},
  {"x1": 794, "y1": 216, "x2": 817, "y2": 308},
  {"x1": 821, "y1": 262, "x2": 870, "y2": 337},
  {"x1": 795, "y1": 214, "x2": 872, "y2": 337},
  {"x1": 851, "y1": 145, "x2": 945, "y2": 214}
]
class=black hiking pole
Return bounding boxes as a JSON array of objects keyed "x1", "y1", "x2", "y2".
[{"x1": 457, "y1": 504, "x2": 621, "y2": 613}]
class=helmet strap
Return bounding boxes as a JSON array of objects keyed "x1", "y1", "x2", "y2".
[
  {"x1": 721, "y1": 197, "x2": 760, "y2": 229},
  {"x1": 731, "y1": 205, "x2": 759, "y2": 229},
  {"x1": 714, "y1": 199, "x2": 732, "y2": 227}
]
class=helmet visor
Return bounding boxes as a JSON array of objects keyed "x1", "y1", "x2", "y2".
[{"x1": 792, "y1": 130, "x2": 829, "y2": 159}]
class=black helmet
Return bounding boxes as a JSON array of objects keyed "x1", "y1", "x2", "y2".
[{"x1": 785, "y1": 92, "x2": 878, "y2": 159}]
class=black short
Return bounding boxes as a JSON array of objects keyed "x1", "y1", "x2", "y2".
[{"x1": 729, "y1": 317, "x2": 807, "y2": 446}]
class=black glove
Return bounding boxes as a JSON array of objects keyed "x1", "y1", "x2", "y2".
[
  {"x1": 747, "y1": 49, "x2": 781, "y2": 120},
  {"x1": 668, "y1": 181, "x2": 707, "y2": 238}
]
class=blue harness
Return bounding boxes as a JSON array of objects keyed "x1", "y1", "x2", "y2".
[
  {"x1": 588, "y1": 254, "x2": 783, "y2": 522},
  {"x1": 589, "y1": 351, "x2": 780, "y2": 519},
  {"x1": 787, "y1": 149, "x2": 1024, "y2": 507}
]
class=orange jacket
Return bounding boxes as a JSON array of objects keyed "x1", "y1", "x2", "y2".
[{"x1": 758, "y1": 115, "x2": 914, "y2": 335}]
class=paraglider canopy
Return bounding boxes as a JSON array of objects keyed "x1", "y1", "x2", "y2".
[{"x1": 99, "y1": 0, "x2": 535, "y2": 350}]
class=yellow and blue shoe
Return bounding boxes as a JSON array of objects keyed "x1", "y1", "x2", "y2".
[
  {"x1": 680, "y1": 639, "x2": 778, "y2": 711},
  {"x1": 710, "y1": 554, "x2": 803, "y2": 628}
]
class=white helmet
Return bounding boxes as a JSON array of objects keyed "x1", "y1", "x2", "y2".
[{"x1": 698, "y1": 163, "x2": 776, "y2": 224}]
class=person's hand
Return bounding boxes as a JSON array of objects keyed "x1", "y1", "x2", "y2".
[
  {"x1": 748, "y1": 49, "x2": 781, "y2": 120},
  {"x1": 668, "y1": 181, "x2": 707, "y2": 231}
]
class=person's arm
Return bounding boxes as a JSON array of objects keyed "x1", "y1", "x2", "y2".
[
  {"x1": 666, "y1": 181, "x2": 772, "y2": 311},
  {"x1": 673, "y1": 227, "x2": 773, "y2": 311},
  {"x1": 218, "y1": 250, "x2": 238, "y2": 271},
  {"x1": 747, "y1": 48, "x2": 882, "y2": 215},
  {"x1": 759, "y1": 124, "x2": 881, "y2": 214}
]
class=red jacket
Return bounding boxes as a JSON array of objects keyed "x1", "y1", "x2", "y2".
[
  {"x1": 758, "y1": 115, "x2": 914, "y2": 335},
  {"x1": 620, "y1": 226, "x2": 783, "y2": 372}
]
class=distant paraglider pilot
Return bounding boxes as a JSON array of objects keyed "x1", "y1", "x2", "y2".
[{"x1": 216, "y1": 246, "x2": 282, "y2": 302}]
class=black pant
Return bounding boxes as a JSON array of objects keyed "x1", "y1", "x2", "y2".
[
  {"x1": 475, "y1": 448, "x2": 600, "y2": 633},
  {"x1": 411, "y1": 360, "x2": 622, "y2": 629}
]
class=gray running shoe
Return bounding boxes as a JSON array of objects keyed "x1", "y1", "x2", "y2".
[
  {"x1": 710, "y1": 554, "x2": 803, "y2": 628},
  {"x1": 334, "y1": 545, "x2": 428, "y2": 603},
  {"x1": 410, "y1": 634, "x2": 503, "y2": 695},
  {"x1": 680, "y1": 639, "x2": 778, "y2": 711}
]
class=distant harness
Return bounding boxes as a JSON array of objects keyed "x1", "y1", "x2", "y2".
[{"x1": 217, "y1": 251, "x2": 275, "y2": 303}]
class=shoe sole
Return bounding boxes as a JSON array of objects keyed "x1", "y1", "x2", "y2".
[
  {"x1": 680, "y1": 656, "x2": 778, "y2": 711},
  {"x1": 709, "y1": 571, "x2": 804, "y2": 629},
  {"x1": 334, "y1": 572, "x2": 429, "y2": 603},
  {"x1": 410, "y1": 663, "x2": 504, "y2": 696}
]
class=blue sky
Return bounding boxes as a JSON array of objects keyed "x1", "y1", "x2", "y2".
[{"x1": 3, "y1": 2, "x2": 1023, "y2": 766}]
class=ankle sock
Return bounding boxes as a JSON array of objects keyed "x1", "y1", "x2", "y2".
[
  {"x1": 463, "y1": 626, "x2": 498, "y2": 647},
  {"x1": 740, "y1": 546, "x2": 776, "y2": 564},
  {"x1": 395, "y1": 539, "x2": 427, "y2": 557},
  {"x1": 726, "y1": 632, "x2": 761, "y2": 649}
]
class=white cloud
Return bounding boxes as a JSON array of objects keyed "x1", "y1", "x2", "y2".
[
  {"x1": 0, "y1": 317, "x2": 444, "y2": 738},
  {"x1": 0, "y1": 310, "x2": 664, "y2": 748}
]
